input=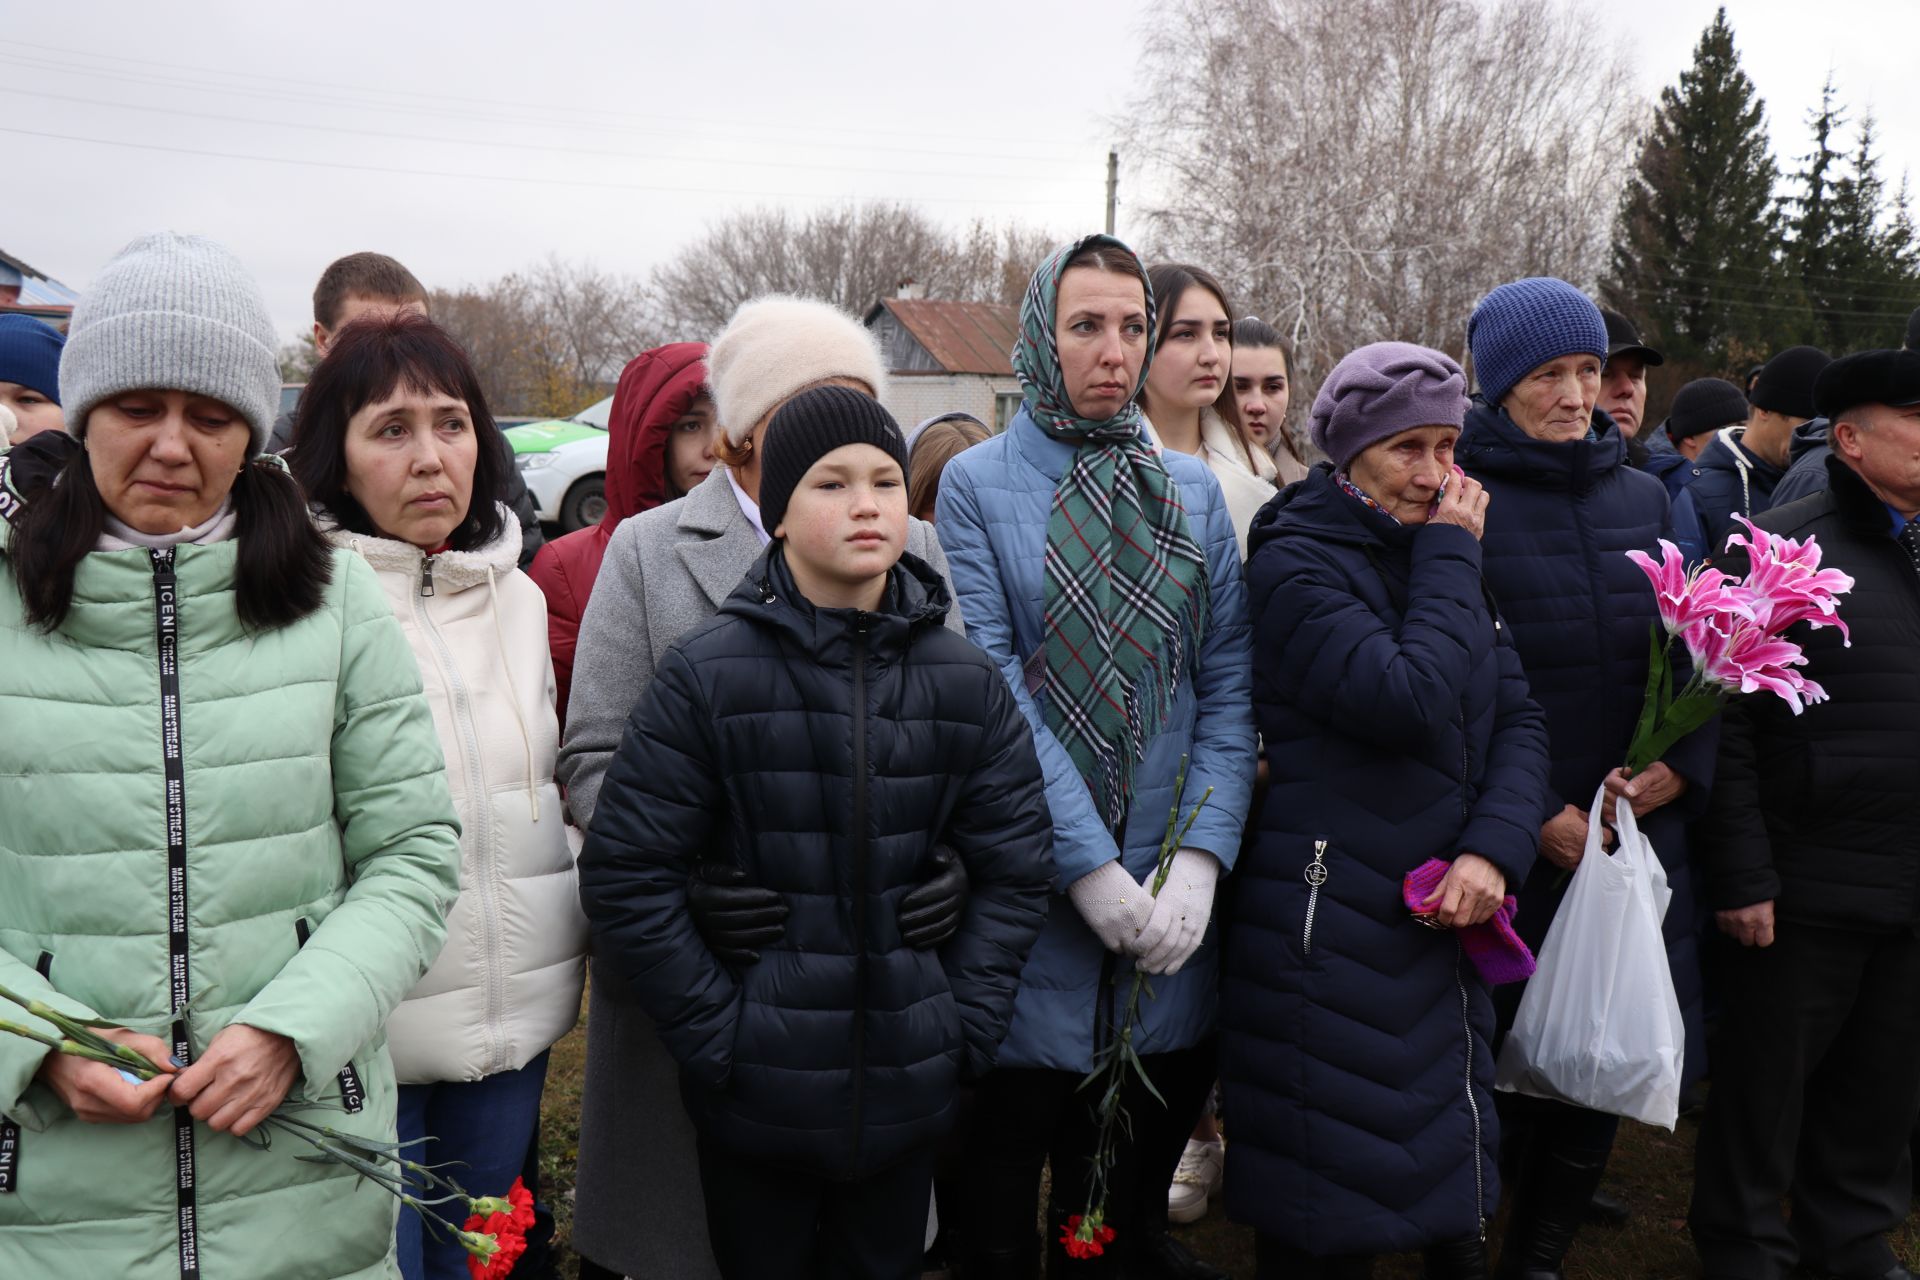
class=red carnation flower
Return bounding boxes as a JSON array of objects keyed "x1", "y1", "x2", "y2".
[{"x1": 1059, "y1": 1213, "x2": 1115, "y2": 1260}]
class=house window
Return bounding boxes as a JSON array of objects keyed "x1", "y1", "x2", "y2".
[{"x1": 994, "y1": 392, "x2": 1024, "y2": 433}]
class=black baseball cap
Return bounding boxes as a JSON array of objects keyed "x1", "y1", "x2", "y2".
[
  {"x1": 1813, "y1": 348, "x2": 1920, "y2": 421},
  {"x1": 1600, "y1": 309, "x2": 1664, "y2": 367}
]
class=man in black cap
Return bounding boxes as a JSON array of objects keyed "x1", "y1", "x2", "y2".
[
  {"x1": 1644, "y1": 377, "x2": 1749, "y2": 501},
  {"x1": 1599, "y1": 308, "x2": 1663, "y2": 440},
  {"x1": 1689, "y1": 347, "x2": 1920, "y2": 1280},
  {"x1": 1673, "y1": 345, "x2": 1831, "y2": 561}
]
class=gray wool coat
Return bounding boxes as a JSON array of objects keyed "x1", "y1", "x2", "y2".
[{"x1": 560, "y1": 465, "x2": 960, "y2": 1278}]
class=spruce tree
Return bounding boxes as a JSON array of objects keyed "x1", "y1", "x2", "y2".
[
  {"x1": 1606, "y1": 7, "x2": 1783, "y2": 370},
  {"x1": 1807, "y1": 113, "x2": 1920, "y2": 351}
]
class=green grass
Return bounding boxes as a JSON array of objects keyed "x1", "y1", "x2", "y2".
[{"x1": 537, "y1": 1013, "x2": 1917, "y2": 1279}]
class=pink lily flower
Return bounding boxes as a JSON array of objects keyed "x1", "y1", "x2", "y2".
[
  {"x1": 1627, "y1": 540, "x2": 1756, "y2": 634},
  {"x1": 1723, "y1": 517, "x2": 1854, "y2": 644},
  {"x1": 1682, "y1": 617, "x2": 1828, "y2": 715}
]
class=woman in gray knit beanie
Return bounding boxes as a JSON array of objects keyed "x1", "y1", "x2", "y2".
[{"x1": 0, "y1": 232, "x2": 462, "y2": 1280}]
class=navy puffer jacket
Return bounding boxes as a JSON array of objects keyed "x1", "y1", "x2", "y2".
[
  {"x1": 1458, "y1": 399, "x2": 1716, "y2": 1085},
  {"x1": 1222, "y1": 466, "x2": 1549, "y2": 1254},
  {"x1": 578, "y1": 547, "x2": 1054, "y2": 1178}
]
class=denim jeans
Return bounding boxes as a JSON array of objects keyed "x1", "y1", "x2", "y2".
[{"x1": 395, "y1": 1051, "x2": 551, "y2": 1280}]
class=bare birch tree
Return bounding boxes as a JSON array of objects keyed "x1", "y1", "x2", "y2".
[
  {"x1": 647, "y1": 203, "x2": 1060, "y2": 335},
  {"x1": 1118, "y1": 0, "x2": 1640, "y2": 420}
]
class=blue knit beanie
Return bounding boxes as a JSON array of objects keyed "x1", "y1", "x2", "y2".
[
  {"x1": 1467, "y1": 278, "x2": 1608, "y2": 406},
  {"x1": 0, "y1": 314, "x2": 64, "y2": 403}
]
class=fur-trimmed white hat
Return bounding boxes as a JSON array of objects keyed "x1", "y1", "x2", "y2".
[{"x1": 707, "y1": 295, "x2": 889, "y2": 445}]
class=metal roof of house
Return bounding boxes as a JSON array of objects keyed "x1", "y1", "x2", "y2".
[{"x1": 866, "y1": 298, "x2": 1019, "y2": 376}]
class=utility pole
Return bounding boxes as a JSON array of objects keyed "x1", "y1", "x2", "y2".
[{"x1": 1105, "y1": 147, "x2": 1119, "y2": 236}]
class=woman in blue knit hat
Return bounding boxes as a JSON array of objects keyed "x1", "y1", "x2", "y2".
[
  {"x1": 1458, "y1": 278, "x2": 1716, "y2": 1279},
  {"x1": 0, "y1": 314, "x2": 65, "y2": 443}
]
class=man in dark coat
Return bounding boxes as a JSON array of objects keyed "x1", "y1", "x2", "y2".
[
  {"x1": 1689, "y1": 349, "x2": 1920, "y2": 1280},
  {"x1": 1673, "y1": 346, "x2": 1830, "y2": 563},
  {"x1": 1643, "y1": 377, "x2": 1751, "y2": 502},
  {"x1": 1599, "y1": 308, "x2": 1662, "y2": 458},
  {"x1": 578, "y1": 388, "x2": 1053, "y2": 1280},
  {"x1": 1458, "y1": 277, "x2": 1717, "y2": 1280}
]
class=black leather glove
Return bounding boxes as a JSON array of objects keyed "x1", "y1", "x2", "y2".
[
  {"x1": 687, "y1": 862, "x2": 788, "y2": 966},
  {"x1": 0, "y1": 429, "x2": 80, "y2": 528},
  {"x1": 898, "y1": 845, "x2": 970, "y2": 951}
]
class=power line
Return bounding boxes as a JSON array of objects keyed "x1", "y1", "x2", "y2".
[
  {"x1": 0, "y1": 86, "x2": 1091, "y2": 186},
  {"x1": 0, "y1": 125, "x2": 1095, "y2": 209},
  {"x1": 1, "y1": 41, "x2": 1079, "y2": 159}
]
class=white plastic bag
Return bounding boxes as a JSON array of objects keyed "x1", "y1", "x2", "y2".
[{"x1": 1494, "y1": 787, "x2": 1685, "y2": 1129}]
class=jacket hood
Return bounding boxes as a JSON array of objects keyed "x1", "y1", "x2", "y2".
[
  {"x1": 1697, "y1": 426, "x2": 1785, "y2": 490},
  {"x1": 320, "y1": 504, "x2": 521, "y2": 592},
  {"x1": 720, "y1": 542, "x2": 952, "y2": 665},
  {"x1": 1247, "y1": 462, "x2": 1410, "y2": 560},
  {"x1": 1790, "y1": 416, "x2": 1831, "y2": 465},
  {"x1": 1458, "y1": 395, "x2": 1625, "y2": 492},
  {"x1": 602, "y1": 342, "x2": 710, "y2": 534}
]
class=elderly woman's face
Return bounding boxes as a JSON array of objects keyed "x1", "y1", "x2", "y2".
[
  {"x1": 342, "y1": 387, "x2": 478, "y2": 551},
  {"x1": 1055, "y1": 266, "x2": 1149, "y2": 421},
  {"x1": 85, "y1": 390, "x2": 252, "y2": 535},
  {"x1": 1503, "y1": 353, "x2": 1601, "y2": 443},
  {"x1": 1347, "y1": 425, "x2": 1459, "y2": 525}
]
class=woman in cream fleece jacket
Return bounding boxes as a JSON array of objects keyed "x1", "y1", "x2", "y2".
[{"x1": 290, "y1": 311, "x2": 585, "y2": 1280}]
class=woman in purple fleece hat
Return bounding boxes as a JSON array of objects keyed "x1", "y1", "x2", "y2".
[{"x1": 1221, "y1": 342, "x2": 1551, "y2": 1278}]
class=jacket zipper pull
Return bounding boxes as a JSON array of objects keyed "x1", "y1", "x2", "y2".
[
  {"x1": 420, "y1": 554, "x2": 436, "y2": 598},
  {"x1": 1304, "y1": 839, "x2": 1329, "y2": 888}
]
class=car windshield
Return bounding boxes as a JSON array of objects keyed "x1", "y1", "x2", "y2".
[{"x1": 572, "y1": 396, "x2": 614, "y2": 428}]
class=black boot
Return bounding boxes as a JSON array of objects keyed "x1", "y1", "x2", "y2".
[
  {"x1": 1585, "y1": 1187, "x2": 1632, "y2": 1227},
  {"x1": 1422, "y1": 1236, "x2": 1491, "y2": 1279},
  {"x1": 1252, "y1": 1237, "x2": 1375, "y2": 1280},
  {"x1": 1496, "y1": 1151, "x2": 1608, "y2": 1280},
  {"x1": 1127, "y1": 1229, "x2": 1229, "y2": 1280}
]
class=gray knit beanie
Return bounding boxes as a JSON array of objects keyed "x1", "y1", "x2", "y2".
[{"x1": 60, "y1": 232, "x2": 281, "y2": 456}]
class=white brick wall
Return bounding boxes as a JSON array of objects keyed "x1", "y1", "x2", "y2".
[{"x1": 880, "y1": 374, "x2": 1025, "y2": 435}]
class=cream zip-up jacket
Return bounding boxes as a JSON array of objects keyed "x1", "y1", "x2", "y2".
[
  {"x1": 330, "y1": 515, "x2": 587, "y2": 1083},
  {"x1": 1143, "y1": 408, "x2": 1281, "y2": 562}
]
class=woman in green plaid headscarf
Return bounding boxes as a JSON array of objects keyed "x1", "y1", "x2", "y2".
[
  {"x1": 934, "y1": 234, "x2": 1254, "y2": 1274},
  {"x1": 1012, "y1": 235, "x2": 1213, "y2": 830}
]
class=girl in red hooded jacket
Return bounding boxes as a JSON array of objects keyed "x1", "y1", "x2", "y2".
[{"x1": 527, "y1": 342, "x2": 713, "y2": 726}]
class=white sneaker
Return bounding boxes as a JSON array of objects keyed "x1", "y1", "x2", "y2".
[{"x1": 1166, "y1": 1137, "x2": 1224, "y2": 1224}]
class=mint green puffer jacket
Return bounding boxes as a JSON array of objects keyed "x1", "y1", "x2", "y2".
[{"x1": 0, "y1": 527, "x2": 461, "y2": 1280}]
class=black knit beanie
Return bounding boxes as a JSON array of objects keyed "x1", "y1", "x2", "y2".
[
  {"x1": 1665, "y1": 378, "x2": 1749, "y2": 440},
  {"x1": 1748, "y1": 345, "x2": 1832, "y2": 419},
  {"x1": 758, "y1": 384, "x2": 909, "y2": 535}
]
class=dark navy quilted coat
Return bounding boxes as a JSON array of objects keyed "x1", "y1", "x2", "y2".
[
  {"x1": 1222, "y1": 465, "x2": 1550, "y2": 1254},
  {"x1": 1458, "y1": 399, "x2": 1716, "y2": 1086},
  {"x1": 577, "y1": 547, "x2": 1054, "y2": 1179}
]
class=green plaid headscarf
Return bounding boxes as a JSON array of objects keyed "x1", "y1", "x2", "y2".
[{"x1": 1015, "y1": 234, "x2": 1210, "y2": 831}]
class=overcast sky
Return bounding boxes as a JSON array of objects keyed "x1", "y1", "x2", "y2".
[{"x1": 8, "y1": 0, "x2": 1917, "y2": 346}]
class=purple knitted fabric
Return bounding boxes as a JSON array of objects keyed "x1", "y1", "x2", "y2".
[
  {"x1": 1403, "y1": 857, "x2": 1537, "y2": 986},
  {"x1": 1308, "y1": 341, "x2": 1469, "y2": 472},
  {"x1": 1466, "y1": 277, "x2": 1607, "y2": 407}
]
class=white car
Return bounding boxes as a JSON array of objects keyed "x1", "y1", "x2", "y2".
[{"x1": 508, "y1": 396, "x2": 614, "y2": 532}]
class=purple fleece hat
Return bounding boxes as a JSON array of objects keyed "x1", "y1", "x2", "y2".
[{"x1": 1309, "y1": 341, "x2": 1469, "y2": 472}]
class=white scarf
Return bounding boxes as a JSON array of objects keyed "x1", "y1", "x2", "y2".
[{"x1": 97, "y1": 498, "x2": 238, "y2": 552}]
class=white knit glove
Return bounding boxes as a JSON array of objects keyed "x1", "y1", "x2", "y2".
[
  {"x1": 1067, "y1": 860, "x2": 1150, "y2": 955},
  {"x1": 1134, "y1": 849, "x2": 1220, "y2": 976}
]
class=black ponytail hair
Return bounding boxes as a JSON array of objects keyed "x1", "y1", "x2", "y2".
[{"x1": 7, "y1": 451, "x2": 332, "y2": 633}]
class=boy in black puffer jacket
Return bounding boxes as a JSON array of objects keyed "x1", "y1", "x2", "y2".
[{"x1": 578, "y1": 385, "x2": 1054, "y2": 1280}]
